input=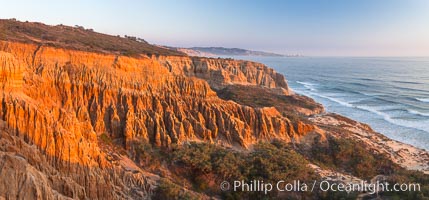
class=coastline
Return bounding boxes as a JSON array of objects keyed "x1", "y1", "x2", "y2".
[
  {"x1": 235, "y1": 56, "x2": 429, "y2": 152},
  {"x1": 310, "y1": 113, "x2": 429, "y2": 174},
  {"x1": 1, "y1": 19, "x2": 428, "y2": 199},
  {"x1": 284, "y1": 82, "x2": 429, "y2": 174}
]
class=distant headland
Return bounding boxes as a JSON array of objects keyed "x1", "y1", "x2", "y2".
[{"x1": 166, "y1": 46, "x2": 302, "y2": 57}]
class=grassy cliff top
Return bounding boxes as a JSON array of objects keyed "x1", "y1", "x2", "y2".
[{"x1": 0, "y1": 19, "x2": 186, "y2": 57}]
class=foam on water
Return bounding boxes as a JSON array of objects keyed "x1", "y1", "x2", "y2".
[
  {"x1": 407, "y1": 109, "x2": 429, "y2": 117},
  {"x1": 296, "y1": 81, "x2": 354, "y2": 107},
  {"x1": 297, "y1": 81, "x2": 429, "y2": 132},
  {"x1": 309, "y1": 92, "x2": 354, "y2": 108},
  {"x1": 355, "y1": 105, "x2": 429, "y2": 133},
  {"x1": 416, "y1": 98, "x2": 429, "y2": 103},
  {"x1": 296, "y1": 81, "x2": 317, "y2": 91}
]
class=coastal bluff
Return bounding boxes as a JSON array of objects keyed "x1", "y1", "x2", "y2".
[
  {"x1": 0, "y1": 41, "x2": 317, "y2": 199},
  {"x1": 0, "y1": 19, "x2": 428, "y2": 199}
]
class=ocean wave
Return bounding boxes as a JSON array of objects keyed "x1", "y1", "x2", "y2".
[
  {"x1": 407, "y1": 109, "x2": 429, "y2": 117},
  {"x1": 348, "y1": 82, "x2": 370, "y2": 87},
  {"x1": 392, "y1": 80, "x2": 422, "y2": 85},
  {"x1": 349, "y1": 98, "x2": 373, "y2": 104},
  {"x1": 296, "y1": 81, "x2": 317, "y2": 91},
  {"x1": 296, "y1": 81, "x2": 317, "y2": 86},
  {"x1": 416, "y1": 98, "x2": 429, "y2": 103},
  {"x1": 307, "y1": 91, "x2": 354, "y2": 107},
  {"x1": 326, "y1": 86, "x2": 384, "y2": 100},
  {"x1": 393, "y1": 86, "x2": 429, "y2": 93},
  {"x1": 373, "y1": 97, "x2": 408, "y2": 107},
  {"x1": 293, "y1": 87, "x2": 429, "y2": 133},
  {"x1": 356, "y1": 105, "x2": 429, "y2": 133},
  {"x1": 329, "y1": 87, "x2": 365, "y2": 96},
  {"x1": 356, "y1": 78, "x2": 377, "y2": 82},
  {"x1": 361, "y1": 92, "x2": 381, "y2": 96}
]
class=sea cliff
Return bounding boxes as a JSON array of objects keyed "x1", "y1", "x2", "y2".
[
  {"x1": 0, "y1": 41, "x2": 320, "y2": 199},
  {"x1": 0, "y1": 20, "x2": 428, "y2": 199}
]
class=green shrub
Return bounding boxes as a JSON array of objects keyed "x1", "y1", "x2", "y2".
[
  {"x1": 133, "y1": 142, "x2": 164, "y2": 172},
  {"x1": 310, "y1": 137, "x2": 396, "y2": 179},
  {"x1": 153, "y1": 179, "x2": 199, "y2": 200},
  {"x1": 170, "y1": 141, "x2": 318, "y2": 198}
]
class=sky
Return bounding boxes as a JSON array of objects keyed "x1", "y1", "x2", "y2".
[{"x1": 1, "y1": 0, "x2": 429, "y2": 56}]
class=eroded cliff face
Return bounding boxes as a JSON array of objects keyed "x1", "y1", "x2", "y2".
[
  {"x1": 0, "y1": 120, "x2": 158, "y2": 199},
  {"x1": 0, "y1": 52, "x2": 24, "y2": 90},
  {"x1": 0, "y1": 41, "x2": 316, "y2": 199},
  {"x1": 155, "y1": 55, "x2": 290, "y2": 94},
  {"x1": 0, "y1": 42, "x2": 163, "y2": 199}
]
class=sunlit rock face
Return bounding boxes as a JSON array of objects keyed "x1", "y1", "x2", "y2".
[
  {"x1": 155, "y1": 55, "x2": 290, "y2": 93},
  {"x1": 0, "y1": 52, "x2": 24, "y2": 90},
  {"x1": 0, "y1": 41, "x2": 314, "y2": 199}
]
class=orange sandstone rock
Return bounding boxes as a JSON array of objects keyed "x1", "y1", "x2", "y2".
[{"x1": 0, "y1": 41, "x2": 314, "y2": 199}]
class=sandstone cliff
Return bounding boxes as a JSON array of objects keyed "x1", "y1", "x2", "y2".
[
  {"x1": 0, "y1": 120, "x2": 158, "y2": 199},
  {"x1": 1, "y1": 20, "x2": 428, "y2": 200},
  {"x1": 0, "y1": 41, "x2": 316, "y2": 199},
  {"x1": 0, "y1": 41, "x2": 306, "y2": 148},
  {"x1": 155, "y1": 55, "x2": 290, "y2": 93}
]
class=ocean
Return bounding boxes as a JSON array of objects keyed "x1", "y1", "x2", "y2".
[{"x1": 235, "y1": 56, "x2": 429, "y2": 151}]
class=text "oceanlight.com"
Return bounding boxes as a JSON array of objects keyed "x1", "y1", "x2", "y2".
[{"x1": 220, "y1": 180, "x2": 421, "y2": 195}]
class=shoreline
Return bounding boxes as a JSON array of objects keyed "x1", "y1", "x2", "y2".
[
  {"x1": 288, "y1": 83, "x2": 429, "y2": 152},
  {"x1": 310, "y1": 112, "x2": 429, "y2": 174},
  {"x1": 285, "y1": 83, "x2": 429, "y2": 174},
  {"x1": 234, "y1": 56, "x2": 429, "y2": 153}
]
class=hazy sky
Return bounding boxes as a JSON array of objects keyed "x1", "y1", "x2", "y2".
[{"x1": 1, "y1": 0, "x2": 429, "y2": 56}]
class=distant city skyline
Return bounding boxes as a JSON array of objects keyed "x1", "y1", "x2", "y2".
[{"x1": 1, "y1": 0, "x2": 428, "y2": 56}]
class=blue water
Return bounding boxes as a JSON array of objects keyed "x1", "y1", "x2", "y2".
[{"x1": 235, "y1": 57, "x2": 429, "y2": 150}]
